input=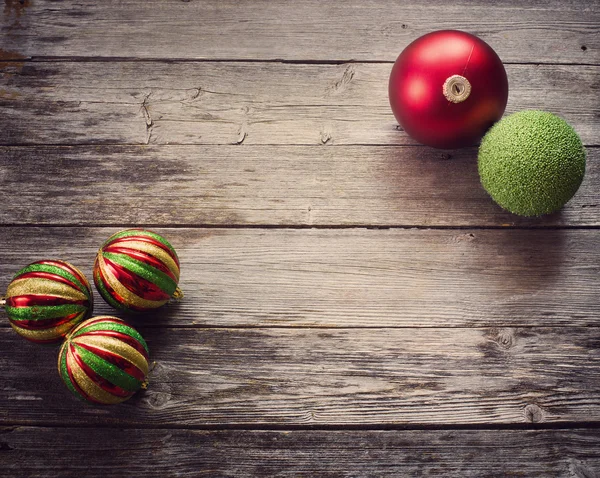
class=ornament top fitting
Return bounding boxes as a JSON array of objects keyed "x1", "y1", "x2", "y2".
[{"x1": 443, "y1": 74, "x2": 472, "y2": 103}]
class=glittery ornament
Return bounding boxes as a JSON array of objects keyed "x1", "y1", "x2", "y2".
[
  {"x1": 93, "y1": 229, "x2": 182, "y2": 313},
  {"x1": 1, "y1": 260, "x2": 93, "y2": 344},
  {"x1": 58, "y1": 316, "x2": 149, "y2": 404}
]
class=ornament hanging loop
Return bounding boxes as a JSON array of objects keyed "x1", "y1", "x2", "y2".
[
  {"x1": 171, "y1": 287, "x2": 184, "y2": 301},
  {"x1": 443, "y1": 75, "x2": 472, "y2": 103}
]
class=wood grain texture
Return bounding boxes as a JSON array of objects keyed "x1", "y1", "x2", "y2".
[
  {"x1": 0, "y1": 227, "x2": 599, "y2": 328},
  {"x1": 1, "y1": 145, "x2": 598, "y2": 227},
  {"x1": 2, "y1": 427, "x2": 600, "y2": 477},
  {"x1": 0, "y1": 0, "x2": 598, "y2": 63},
  {"x1": 1, "y1": 62, "x2": 598, "y2": 146},
  {"x1": 1, "y1": 326, "x2": 600, "y2": 426},
  {"x1": 1, "y1": 1, "x2": 599, "y2": 470}
]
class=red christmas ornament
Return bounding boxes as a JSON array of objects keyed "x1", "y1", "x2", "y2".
[{"x1": 389, "y1": 30, "x2": 509, "y2": 149}]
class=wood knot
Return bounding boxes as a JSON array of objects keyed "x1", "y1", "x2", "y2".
[
  {"x1": 569, "y1": 459, "x2": 598, "y2": 478},
  {"x1": 144, "y1": 389, "x2": 172, "y2": 409},
  {"x1": 320, "y1": 128, "x2": 332, "y2": 144},
  {"x1": 523, "y1": 404, "x2": 544, "y2": 423},
  {"x1": 454, "y1": 232, "x2": 476, "y2": 243},
  {"x1": 484, "y1": 328, "x2": 515, "y2": 352},
  {"x1": 496, "y1": 329, "x2": 514, "y2": 350}
]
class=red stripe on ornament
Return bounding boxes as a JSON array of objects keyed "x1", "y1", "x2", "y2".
[
  {"x1": 107, "y1": 235, "x2": 179, "y2": 268},
  {"x1": 103, "y1": 245, "x2": 176, "y2": 280},
  {"x1": 12, "y1": 311, "x2": 82, "y2": 330},
  {"x1": 70, "y1": 344, "x2": 132, "y2": 399},
  {"x1": 96, "y1": 264, "x2": 148, "y2": 312},
  {"x1": 78, "y1": 330, "x2": 149, "y2": 361},
  {"x1": 38, "y1": 261, "x2": 89, "y2": 288},
  {"x1": 7, "y1": 295, "x2": 89, "y2": 308},
  {"x1": 75, "y1": 342, "x2": 146, "y2": 381},
  {"x1": 97, "y1": 262, "x2": 133, "y2": 309},
  {"x1": 103, "y1": 257, "x2": 171, "y2": 302}
]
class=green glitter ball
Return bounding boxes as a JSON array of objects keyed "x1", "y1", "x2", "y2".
[{"x1": 478, "y1": 110, "x2": 586, "y2": 217}]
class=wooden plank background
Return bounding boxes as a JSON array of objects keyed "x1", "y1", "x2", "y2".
[
  {"x1": 2, "y1": 428, "x2": 600, "y2": 477},
  {"x1": 1, "y1": 63, "x2": 598, "y2": 146},
  {"x1": 0, "y1": 227, "x2": 599, "y2": 328},
  {"x1": 0, "y1": 0, "x2": 598, "y2": 63},
  {"x1": 1, "y1": 146, "x2": 599, "y2": 226},
  {"x1": 1, "y1": 0, "x2": 599, "y2": 476},
  {"x1": 2, "y1": 326, "x2": 600, "y2": 426}
]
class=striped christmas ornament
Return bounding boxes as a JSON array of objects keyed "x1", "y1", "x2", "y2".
[
  {"x1": 94, "y1": 229, "x2": 182, "y2": 313},
  {"x1": 58, "y1": 316, "x2": 150, "y2": 404},
  {"x1": 1, "y1": 260, "x2": 93, "y2": 344}
]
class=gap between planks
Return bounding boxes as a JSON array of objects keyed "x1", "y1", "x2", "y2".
[
  {"x1": 2, "y1": 422, "x2": 600, "y2": 432},
  {"x1": 2, "y1": 57, "x2": 600, "y2": 67},
  {"x1": 1, "y1": 224, "x2": 600, "y2": 230}
]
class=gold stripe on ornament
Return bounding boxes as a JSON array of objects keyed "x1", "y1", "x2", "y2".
[
  {"x1": 66, "y1": 348, "x2": 126, "y2": 405},
  {"x1": 57, "y1": 345, "x2": 66, "y2": 375},
  {"x1": 98, "y1": 255, "x2": 167, "y2": 309},
  {"x1": 6, "y1": 277, "x2": 88, "y2": 302},
  {"x1": 52, "y1": 315, "x2": 86, "y2": 337},
  {"x1": 11, "y1": 314, "x2": 84, "y2": 341},
  {"x1": 115, "y1": 240, "x2": 180, "y2": 280},
  {"x1": 72, "y1": 334, "x2": 149, "y2": 375},
  {"x1": 69, "y1": 263, "x2": 92, "y2": 289}
]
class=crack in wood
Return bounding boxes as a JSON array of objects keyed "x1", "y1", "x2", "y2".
[
  {"x1": 141, "y1": 91, "x2": 154, "y2": 144},
  {"x1": 327, "y1": 64, "x2": 356, "y2": 95}
]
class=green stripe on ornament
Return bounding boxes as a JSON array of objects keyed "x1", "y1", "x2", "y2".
[
  {"x1": 59, "y1": 345, "x2": 86, "y2": 401},
  {"x1": 108, "y1": 229, "x2": 178, "y2": 258},
  {"x1": 103, "y1": 252, "x2": 177, "y2": 295},
  {"x1": 74, "y1": 321, "x2": 149, "y2": 355},
  {"x1": 73, "y1": 344, "x2": 142, "y2": 392},
  {"x1": 94, "y1": 269, "x2": 127, "y2": 311},
  {"x1": 6, "y1": 304, "x2": 87, "y2": 321},
  {"x1": 14, "y1": 263, "x2": 89, "y2": 298}
]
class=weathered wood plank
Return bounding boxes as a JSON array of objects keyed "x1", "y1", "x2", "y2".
[
  {"x1": 0, "y1": 227, "x2": 599, "y2": 328},
  {"x1": 1, "y1": 145, "x2": 598, "y2": 227},
  {"x1": 1, "y1": 62, "x2": 598, "y2": 145},
  {"x1": 1, "y1": 327, "x2": 599, "y2": 426},
  {"x1": 2, "y1": 427, "x2": 600, "y2": 477},
  {"x1": 0, "y1": 0, "x2": 597, "y2": 63}
]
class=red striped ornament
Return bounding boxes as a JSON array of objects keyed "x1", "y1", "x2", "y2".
[
  {"x1": 2, "y1": 260, "x2": 93, "y2": 344},
  {"x1": 94, "y1": 229, "x2": 182, "y2": 313},
  {"x1": 58, "y1": 316, "x2": 150, "y2": 404}
]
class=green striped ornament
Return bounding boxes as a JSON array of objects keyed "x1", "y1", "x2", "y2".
[{"x1": 58, "y1": 316, "x2": 150, "y2": 405}]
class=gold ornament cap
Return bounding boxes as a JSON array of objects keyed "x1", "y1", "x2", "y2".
[{"x1": 443, "y1": 75, "x2": 472, "y2": 103}]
